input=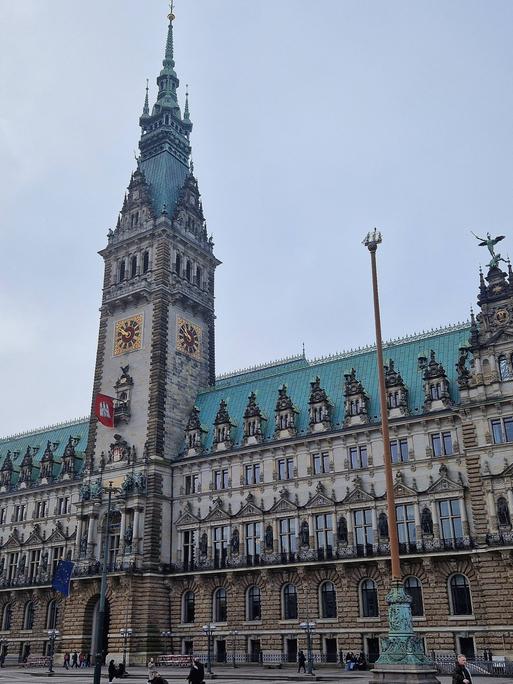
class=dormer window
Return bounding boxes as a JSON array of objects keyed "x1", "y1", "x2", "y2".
[
  {"x1": 388, "y1": 391, "x2": 400, "y2": 408},
  {"x1": 350, "y1": 399, "x2": 360, "y2": 415},
  {"x1": 430, "y1": 383, "x2": 442, "y2": 400},
  {"x1": 343, "y1": 369, "x2": 369, "y2": 426}
]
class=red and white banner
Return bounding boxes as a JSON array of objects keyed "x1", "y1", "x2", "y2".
[{"x1": 94, "y1": 394, "x2": 115, "y2": 428}]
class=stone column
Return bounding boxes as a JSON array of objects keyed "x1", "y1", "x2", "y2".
[
  {"x1": 120, "y1": 508, "x2": 127, "y2": 553},
  {"x1": 133, "y1": 507, "x2": 142, "y2": 555},
  {"x1": 486, "y1": 489, "x2": 498, "y2": 534},
  {"x1": 371, "y1": 507, "x2": 378, "y2": 551},
  {"x1": 460, "y1": 497, "x2": 470, "y2": 537},
  {"x1": 272, "y1": 518, "x2": 279, "y2": 553},
  {"x1": 430, "y1": 499, "x2": 440, "y2": 539},
  {"x1": 87, "y1": 514, "x2": 97, "y2": 558},
  {"x1": 507, "y1": 489, "x2": 513, "y2": 519},
  {"x1": 207, "y1": 526, "x2": 213, "y2": 561},
  {"x1": 346, "y1": 510, "x2": 354, "y2": 546},
  {"x1": 413, "y1": 503, "x2": 422, "y2": 550},
  {"x1": 75, "y1": 516, "x2": 84, "y2": 555}
]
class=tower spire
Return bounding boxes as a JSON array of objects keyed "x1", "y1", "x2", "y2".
[
  {"x1": 142, "y1": 79, "x2": 150, "y2": 118},
  {"x1": 183, "y1": 84, "x2": 193, "y2": 134},
  {"x1": 164, "y1": 1, "x2": 176, "y2": 69}
]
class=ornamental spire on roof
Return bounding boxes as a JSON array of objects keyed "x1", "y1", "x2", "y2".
[{"x1": 142, "y1": 79, "x2": 150, "y2": 118}]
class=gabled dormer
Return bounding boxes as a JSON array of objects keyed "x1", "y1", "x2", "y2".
[
  {"x1": 243, "y1": 392, "x2": 266, "y2": 445},
  {"x1": 113, "y1": 168, "x2": 155, "y2": 239},
  {"x1": 61, "y1": 436, "x2": 79, "y2": 480},
  {"x1": 308, "y1": 377, "x2": 332, "y2": 432},
  {"x1": 384, "y1": 359, "x2": 409, "y2": 417},
  {"x1": 184, "y1": 406, "x2": 206, "y2": 456},
  {"x1": 19, "y1": 446, "x2": 34, "y2": 488},
  {"x1": 274, "y1": 385, "x2": 298, "y2": 438},
  {"x1": 213, "y1": 400, "x2": 234, "y2": 452},
  {"x1": 418, "y1": 350, "x2": 451, "y2": 411},
  {"x1": 343, "y1": 368, "x2": 369, "y2": 426},
  {"x1": 0, "y1": 451, "x2": 13, "y2": 492},
  {"x1": 39, "y1": 440, "x2": 56, "y2": 483}
]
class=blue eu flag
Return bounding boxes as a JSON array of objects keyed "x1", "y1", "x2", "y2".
[{"x1": 52, "y1": 560, "x2": 74, "y2": 598}]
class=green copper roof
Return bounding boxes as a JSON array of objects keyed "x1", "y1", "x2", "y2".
[
  {"x1": 139, "y1": 152, "x2": 189, "y2": 217},
  {"x1": 194, "y1": 324, "x2": 471, "y2": 452},
  {"x1": 0, "y1": 417, "x2": 88, "y2": 483}
]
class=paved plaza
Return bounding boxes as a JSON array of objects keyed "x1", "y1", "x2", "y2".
[{"x1": 0, "y1": 665, "x2": 510, "y2": 684}]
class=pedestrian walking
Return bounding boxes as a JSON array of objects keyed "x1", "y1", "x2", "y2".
[
  {"x1": 298, "y1": 649, "x2": 306, "y2": 673},
  {"x1": 187, "y1": 658, "x2": 205, "y2": 684},
  {"x1": 452, "y1": 654, "x2": 473, "y2": 684},
  {"x1": 108, "y1": 659, "x2": 117, "y2": 682},
  {"x1": 71, "y1": 651, "x2": 78, "y2": 668}
]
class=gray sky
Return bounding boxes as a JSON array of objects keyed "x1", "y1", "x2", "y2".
[{"x1": 1, "y1": 0, "x2": 513, "y2": 435}]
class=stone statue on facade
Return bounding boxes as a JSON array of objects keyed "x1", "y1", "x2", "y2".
[
  {"x1": 337, "y1": 516, "x2": 348, "y2": 543},
  {"x1": 421, "y1": 507, "x2": 433, "y2": 535},
  {"x1": 230, "y1": 528, "x2": 239, "y2": 555},
  {"x1": 80, "y1": 535, "x2": 88, "y2": 557},
  {"x1": 378, "y1": 512, "x2": 389, "y2": 538},
  {"x1": 265, "y1": 525, "x2": 273, "y2": 550},
  {"x1": 300, "y1": 520, "x2": 309, "y2": 546},
  {"x1": 199, "y1": 532, "x2": 208, "y2": 556},
  {"x1": 498, "y1": 498, "x2": 511, "y2": 527},
  {"x1": 124, "y1": 525, "x2": 134, "y2": 547}
]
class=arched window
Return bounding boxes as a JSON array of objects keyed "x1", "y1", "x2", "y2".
[
  {"x1": 449, "y1": 574, "x2": 472, "y2": 616},
  {"x1": 183, "y1": 591, "x2": 195, "y2": 623},
  {"x1": 195, "y1": 266, "x2": 202, "y2": 288},
  {"x1": 320, "y1": 581, "x2": 337, "y2": 618},
  {"x1": 360, "y1": 579, "x2": 378, "y2": 618},
  {"x1": 119, "y1": 259, "x2": 126, "y2": 282},
  {"x1": 175, "y1": 253, "x2": 182, "y2": 275},
  {"x1": 46, "y1": 599, "x2": 59, "y2": 629},
  {"x1": 482, "y1": 358, "x2": 491, "y2": 379},
  {"x1": 283, "y1": 584, "x2": 298, "y2": 620},
  {"x1": 143, "y1": 251, "x2": 150, "y2": 273},
  {"x1": 1, "y1": 604, "x2": 12, "y2": 631},
  {"x1": 185, "y1": 260, "x2": 192, "y2": 281},
  {"x1": 247, "y1": 586, "x2": 261, "y2": 621},
  {"x1": 213, "y1": 588, "x2": 227, "y2": 622},
  {"x1": 497, "y1": 497, "x2": 511, "y2": 527},
  {"x1": 404, "y1": 577, "x2": 424, "y2": 617},
  {"x1": 23, "y1": 601, "x2": 34, "y2": 630},
  {"x1": 130, "y1": 255, "x2": 137, "y2": 278},
  {"x1": 499, "y1": 356, "x2": 513, "y2": 381}
]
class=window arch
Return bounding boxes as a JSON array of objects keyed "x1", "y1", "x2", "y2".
[
  {"x1": 497, "y1": 496, "x2": 511, "y2": 527},
  {"x1": 213, "y1": 587, "x2": 227, "y2": 622},
  {"x1": 320, "y1": 581, "x2": 337, "y2": 618},
  {"x1": 130, "y1": 255, "x2": 137, "y2": 278},
  {"x1": 449, "y1": 574, "x2": 472, "y2": 616},
  {"x1": 246, "y1": 586, "x2": 261, "y2": 621},
  {"x1": 282, "y1": 583, "x2": 297, "y2": 620},
  {"x1": 23, "y1": 601, "x2": 34, "y2": 630},
  {"x1": 46, "y1": 599, "x2": 59, "y2": 629},
  {"x1": 185, "y1": 260, "x2": 192, "y2": 281},
  {"x1": 183, "y1": 591, "x2": 195, "y2": 624},
  {"x1": 1, "y1": 603, "x2": 12, "y2": 631},
  {"x1": 360, "y1": 579, "x2": 378, "y2": 617},
  {"x1": 175, "y1": 252, "x2": 182, "y2": 275},
  {"x1": 404, "y1": 577, "x2": 424, "y2": 617},
  {"x1": 119, "y1": 259, "x2": 126, "y2": 282},
  {"x1": 143, "y1": 251, "x2": 150, "y2": 273}
]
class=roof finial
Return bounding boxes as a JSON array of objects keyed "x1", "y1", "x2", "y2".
[
  {"x1": 168, "y1": 0, "x2": 175, "y2": 22},
  {"x1": 184, "y1": 84, "x2": 191, "y2": 121},
  {"x1": 142, "y1": 78, "x2": 150, "y2": 117},
  {"x1": 164, "y1": 0, "x2": 175, "y2": 67},
  {"x1": 302, "y1": 342, "x2": 306, "y2": 358}
]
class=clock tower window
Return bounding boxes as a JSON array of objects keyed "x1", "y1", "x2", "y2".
[
  {"x1": 143, "y1": 251, "x2": 150, "y2": 273},
  {"x1": 130, "y1": 255, "x2": 138, "y2": 278},
  {"x1": 185, "y1": 259, "x2": 192, "y2": 281},
  {"x1": 195, "y1": 266, "x2": 202, "y2": 288},
  {"x1": 119, "y1": 259, "x2": 126, "y2": 282},
  {"x1": 175, "y1": 252, "x2": 182, "y2": 275}
]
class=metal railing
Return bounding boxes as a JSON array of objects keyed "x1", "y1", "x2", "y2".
[{"x1": 433, "y1": 657, "x2": 512, "y2": 677}]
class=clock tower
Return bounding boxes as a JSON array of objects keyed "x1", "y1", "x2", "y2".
[{"x1": 84, "y1": 6, "x2": 219, "y2": 571}]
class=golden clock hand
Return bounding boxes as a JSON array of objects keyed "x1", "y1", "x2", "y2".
[{"x1": 119, "y1": 328, "x2": 130, "y2": 338}]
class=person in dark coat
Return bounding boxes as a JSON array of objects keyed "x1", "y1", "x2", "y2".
[
  {"x1": 148, "y1": 673, "x2": 169, "y2": 684},
  {"x1": 452, "y1": 654, "x2": 473, "y2": 684},
  {"x1": 108, "y1": 659, "x2": 117, "y2": 683},
  {"x1": 298, "y1": 650, "x2": 306, "y2": 673},
  {"x1": 187, "y1": 658, "x2": 205, "y2": 684}
]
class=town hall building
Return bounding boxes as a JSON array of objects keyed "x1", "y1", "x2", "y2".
[{"x1": 0, "y1": 6, "x2": 513, "y2": 667}]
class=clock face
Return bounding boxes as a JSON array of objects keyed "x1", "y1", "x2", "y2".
[
  {"x1": 114, "y1": 314, "x2": 143, "y2": 356},
  {"x1": 496, "y1": 309, "x2": 510, "y2": 325},
  {"x1": 177, "y1": 318, "x2": 201, "y2": 357}
]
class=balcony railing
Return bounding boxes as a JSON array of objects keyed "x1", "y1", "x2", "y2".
[{"x1": 170, "y1": 537, "x2": 475, "y2": 573}]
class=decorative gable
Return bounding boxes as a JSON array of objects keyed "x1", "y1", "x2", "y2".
[
  {"x1": 426, "y1": 464, "x2": 463, "y2": 494},
  {"x1": 343, "y1": 477, "x2": 375, "y2": 504},
  {"x1": 418, "y1": 350, "x2": 452, "y2": 411},
  {"x1": 343, "y1": 368, "x2": 369, "y2": 426},
  {"x1": 274, "y1": 385, "x2": 299, "y2": 438},
  {"x1": 269, "y1": 488, "x2": 298, "y2": 514},
  {"x1": 235, "y1": 493, "x2": 263, "y2": 518},
  {"x1": 243, "y1": 392, "x2": 266, "y2": 445},
  {"x1": 308, "y1": 377, "x2": 332, "y2": 432},
  {"x1": 184, "y1": 406, "x2": 207, "y2": 456},
  {"x1": 204, "y1": 497, "x2": 231, "y2": 522},
  {"x1": 213, "y1": 400, "x2": 234, "y2": 451},
  {"x1": 384, "y1": 359, "x2": 409, "y2": 417},
  {"x1": 305, "y1": 481, "x2": 334, "y2": 509},
  {"x1": 393, "y1": 471, "x2": 417, "y2": 498}
]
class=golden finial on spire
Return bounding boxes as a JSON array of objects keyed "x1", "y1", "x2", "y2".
[{"x1": 168, "y1": 0, "x2": 175, "y2": 22}]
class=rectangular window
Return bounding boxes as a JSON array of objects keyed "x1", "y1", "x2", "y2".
[
  {"x1": 315, "y1": 513, "x2": 333, "y2": 555},
  {"x1": 390, "y1": 439, "x2": 409, "y2": 464},
  {"x1": 0, "y1": 508, "x2": 6, "y2": 524},
  {"x1": 35, "y1": 501, "x2": 48, "y2": 519},
  {"x1": 491, "y1": 417, "x2": 513, "y2": 444},
  {"x1": 184, "y1": 474, "x2": 199, "y2": 495},
  {"x1": 14, "y1": 505, "x2": 26, "y2": 522},
  {"x1": 29, "y1": 549, "x2": 41, "y2": 582},
  {"x1": 312, "y1": 452, "x2": 330, "y2": 475},
  {"x1": 277, "y1": 458, "x2": 294, "y2": 481},
  {"x1": 396, "y1": 504, "x2": 416, "y2": 547},
  {"x1": 7, "y1": 552, "x2": 19, "y2": 581},
  {"x1": 214, "y1": 469, "x2": 229, "y2": 490},
  {"x1": 431, "y1": 432, "x2": 453, "y2": 457},
  {"x1": 245, "y1": 464, "x2": 260, "y2": 485},
  {"x1": 57, "y1": 497, "x2": 70, "y2": 516},
  {"x1": 245, "y1": 522, "x2": 261, "y2": 559},
  {"x1": 213, "y1": 526, "x2": 228, "y2": 567},
  {"x1": 439, "y1": 499, "x2": 463, "y2": 542},
  {"x1": 279, "y1": 518, "x2": 297, "y2": 555},
  {"x1": 183, "y1": 530, "x2": 195, "y2": 569},
  {"x1": 354, "y1": 509, "x2": 373, "y2": 552},
  {"x1": 349, "y1": 445, "x2": 368, "y2": 469}
]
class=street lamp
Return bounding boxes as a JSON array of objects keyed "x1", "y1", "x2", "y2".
[
  {"x1": 119, "y1": 628, "x2": 133, "y2": 670},
  {"x1": 229, "y1": 630, "x2": 238, "y2": 668},
  {"x1": 202, "y1": 624, "x2": 217, "y2": 676},
  {"x1": 47, "y1": 629, "x2": 59, "y2": 675},
  {"x1": 363, "y1": 231, "x2": 439, "y2": 683},
  {"x1": 161, "y1": 630, "x2": 172, "y2": 654},
  {"x1": 299, "y1": 621, "x2": 316, "y2": 675}
]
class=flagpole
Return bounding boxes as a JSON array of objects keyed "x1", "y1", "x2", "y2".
[{"x1": 93, "y1": 482, "x2": 113, "y2": 684}]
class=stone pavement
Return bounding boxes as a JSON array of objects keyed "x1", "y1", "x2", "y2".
[{"x1": 0, "y1": 665, "x2": 510, "y2": 684}]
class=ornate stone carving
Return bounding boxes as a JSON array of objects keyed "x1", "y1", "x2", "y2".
[
  {"x1": 114, "y1": 365, "x2": 134, "y2": 424},
  {"x1": 243, "y1": 392, "x2": 265, "y2": 444},
  {"x1": 384, "y1": 359, "x2": 409, "y2": 416},
  {"x1": 343, "y1": 369, "x2": 369, "y2": 425},
  {"x1": 274, "y1": 385, "x2": 298, "y2": 437},
  {"x1": 418, "y1": 350, "x2": 452, "y2": 410},
  {"x1": 108, "y1": 434, "x2": 132, "y2": 463},
  {"x1": 213, "y1": 400, "x2": 234, "y2": 450},
  {"x1": 308, "y1": 377, "x2": 331, "y2": 431}
]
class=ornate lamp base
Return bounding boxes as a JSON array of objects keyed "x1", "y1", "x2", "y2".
[{"x1": 369, "y1": 581, "x2": 440, "y2": 684}]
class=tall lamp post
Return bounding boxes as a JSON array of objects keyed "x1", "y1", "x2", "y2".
[
  {"x1": 363, "y1": 231, "x2": 439, "y2": 684},
  {"x1": 120, "y1": 628, "x2": 133, "y2": 670},
  {"x1": 93, "y1": 482, "x2": 114, "y2": 684},
  {"x1": 229, "y1": 629, "x2": 238, "y2": 668},
  {"x1": 202, "y1": 624, "x2": 216, "y2": 676},
  {"x1": 299, "y1": 621, "x2": 315, "y2": 675},
  {"x1": 161, "y1": 630, "x2": 172, "y2": 654},
  {"x1": 47, "y1": 628, "x2": 59, "y2": 675}
]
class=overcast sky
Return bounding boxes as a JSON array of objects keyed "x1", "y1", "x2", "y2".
[{"x1": 1, "y1": 0, "x2": 513, "y2": 435}]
